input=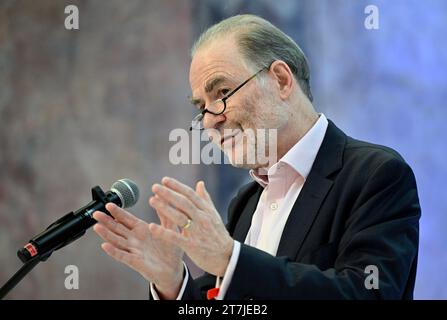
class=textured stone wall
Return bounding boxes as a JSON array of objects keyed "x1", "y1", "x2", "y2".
[{"x1": 0, "y1": 0, "x2": 194, "y2": 299}]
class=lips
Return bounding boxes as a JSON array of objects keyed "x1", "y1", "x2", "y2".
[
  {"x1": 220, "y1": 129, "x2": 242, "y2": 146},
  {"x1": 220, "y1": 135, "x2": 233, "y2": 145}
]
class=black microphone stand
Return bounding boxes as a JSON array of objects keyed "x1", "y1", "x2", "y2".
[
  {"x1": 0, "y1": 253, "x2": 48, "y2": 299},
  {"x1": 0, "y1": 186, "x2": 108, "y2": 300}
]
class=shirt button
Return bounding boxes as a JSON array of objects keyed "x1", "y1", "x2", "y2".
[{"x1": 270, "y1": 202, "x2": 278, "y2": 211}]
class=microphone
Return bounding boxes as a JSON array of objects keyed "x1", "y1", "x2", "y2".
[{"x1": 17, "y1": 178, "x2": 140, "y2": 263}]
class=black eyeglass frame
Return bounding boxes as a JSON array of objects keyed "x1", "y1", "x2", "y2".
[{"x1": 189, "y1": 64, "x2": 271, "y2": 131}]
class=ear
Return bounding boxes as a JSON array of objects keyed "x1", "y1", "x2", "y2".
[{"x1": 269, "y1": 60, "x2": 294, "y2": 100}]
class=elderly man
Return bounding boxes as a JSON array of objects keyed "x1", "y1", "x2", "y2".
[{"x1": 92, "y1": 14, "x2": 420, "y2": 300}]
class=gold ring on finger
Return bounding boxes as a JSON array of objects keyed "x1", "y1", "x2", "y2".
[{"x1": 182, "y1": 218, "x2": 192, "y2": 230}]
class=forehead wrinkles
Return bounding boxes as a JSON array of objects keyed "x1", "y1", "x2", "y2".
[{"x1": 191, "y1": 62, "x2": 237, "y2": 92}]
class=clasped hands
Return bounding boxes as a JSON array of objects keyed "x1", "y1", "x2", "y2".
[{"x1": 92, "y1": 177, "x2": 234, "y2": 299}]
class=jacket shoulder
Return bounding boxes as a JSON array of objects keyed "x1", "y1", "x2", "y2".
[{"x1": 344, "y1": 136, "x2": 409, "y2": 170}]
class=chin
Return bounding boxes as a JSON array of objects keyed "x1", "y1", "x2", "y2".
[
  {"x1": 227, "y1": 160, "x2": 252, "y2": 169},
  {"x1": 225, "y1": 144, "x2": 263, "y2": 169},
  {"x1": 228, "y1": 159, "x2": 260, "y2": 170}
]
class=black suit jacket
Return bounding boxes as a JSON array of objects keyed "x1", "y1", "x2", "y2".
[{"x1": 181, "y1": 120, "x2": 420, "y2": 299}]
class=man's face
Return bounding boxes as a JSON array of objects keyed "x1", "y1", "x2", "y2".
[{"x1": 189, "y1": 37, "x2": 287, "y2": 169}]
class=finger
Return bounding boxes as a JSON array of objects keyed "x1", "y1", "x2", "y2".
[
  {"x1": 152, "y1": 183, "x2": 198, "y2": 220},
  {"x1": 93, "y1": 211, "x2": 131, "y2": 238},
  {"x1": 161, "y1": 177, "x2": 208, "y2": 210},
  {"x1": 149, "y1": 196, "x2": 189, "y2": 230},
  {"x1": 196, "y1": 181, "x2": 221, "y2": 220},
  {"x1": 151, "y1": 199, "x2": 164, "y2": 224},
  {"x1": 196, "y1": 180, "x2": 212, "y2": 203},
  {"x1": 101, "y1": 242, "x2": 139, "y2": 267},
  {"x1": 157, "y1": 210, "x2": 170, "y2": 228},
  {"x1": 106, "y1": 203, "x2": 141, "y2": 229},
  {"x1": 148, "y1": 223, "x2": 188, "y2": 249},
  {"x1": 93, "y1": 223, "x2": 130, "y2": 252},
  {"x1": 149, "y1": 195, "x2": 171, "y2": 228}
]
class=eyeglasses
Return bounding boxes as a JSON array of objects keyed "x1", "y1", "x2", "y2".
[{"x1": 189, "y1": 65, "x2": 269, "y2": 130}]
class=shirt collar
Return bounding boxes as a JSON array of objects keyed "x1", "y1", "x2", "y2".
[{"x1": 250, "y1": 113, "x2": 329, "y2": 187}]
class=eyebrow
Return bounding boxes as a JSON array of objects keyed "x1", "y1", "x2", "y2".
[
  {"x1": 189, "y1": 96, "x2": 202, "y2": 107},
  {"x1": 189, "y1": 76, "x2": 227, "y2": 107},
  {"x1": 205, "y1": 76, "x2": 226, "y2": 93}
]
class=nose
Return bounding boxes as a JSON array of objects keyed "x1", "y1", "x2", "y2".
[{"x1": 203, "y1": 112, "x2": 226, "y2": 130}]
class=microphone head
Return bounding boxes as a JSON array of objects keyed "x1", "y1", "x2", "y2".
[{"x1": 110, "y1": 179, "x2": 140, "y2": 208}]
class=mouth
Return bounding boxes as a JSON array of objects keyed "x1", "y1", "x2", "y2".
[{"x1": 220, "y1": 129, "x2": 242, "y2": 146}]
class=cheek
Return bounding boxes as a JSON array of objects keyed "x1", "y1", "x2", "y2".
[
  {"x1": 225, "y1": 104, "x2": 253, "y2": 129},
  {"x1": 233, "y1": 97, "x2": 263, "y2": 129},
  {"x1": 242, "y1": 101, "x2": 279, "y2": 129},
  {"x1": 230, "y1": 92, "x2": 286, "y2": 130},
  {"x1": 255, "y1": 94, "x2": 289, "y2": 129}
]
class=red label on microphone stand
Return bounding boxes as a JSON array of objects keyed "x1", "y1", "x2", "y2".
[{"x1": 24, "y1": 243, "x2": 38, "y2": 257}]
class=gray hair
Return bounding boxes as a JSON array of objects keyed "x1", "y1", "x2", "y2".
[{"x1": 191, "y1": 14, "x2": 313, "y2": 102}]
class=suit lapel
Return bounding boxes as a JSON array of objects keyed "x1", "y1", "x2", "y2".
[
  {"x1": 232, "y1": 186, "x2": 263, "y2": 242},
  {"x1": 276, "y1": 172, "x2": 332, "y2": 258},
  {"x1": 276, "y1": 120, "x2": 346, "y2": 259}
]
